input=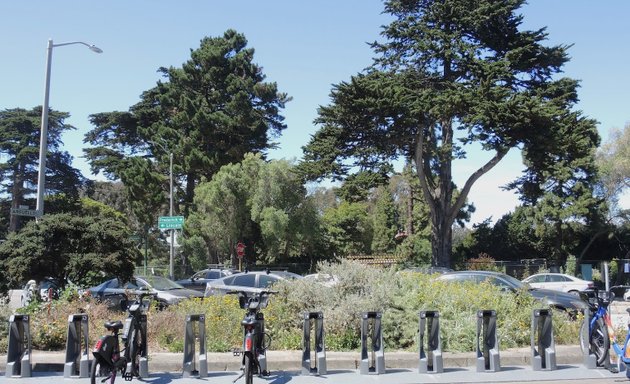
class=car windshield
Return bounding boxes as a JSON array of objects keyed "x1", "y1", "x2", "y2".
[
  {"x1": 139, "y1": 275, "x2": 185, "y2": 290},
  {"x1": 501, "y1": 274, "x2": 531, "y2": 290}
]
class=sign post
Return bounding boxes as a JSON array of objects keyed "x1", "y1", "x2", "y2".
[{"x1": 236, "y1": 242, "x2": 246, "y2": 271}]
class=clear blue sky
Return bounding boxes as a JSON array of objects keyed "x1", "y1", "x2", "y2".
[{"x1": 1, "y1": 0, "x2": 629, "y2": 225}]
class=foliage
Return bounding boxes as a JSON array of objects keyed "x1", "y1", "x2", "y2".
[
  {"x1": 0, "y1": 107, "x2": 85, "y2": 233},
  {"x1": 466, "y1": 254, "x2": 504, "y2": 273},
  {"x1": 83, "y1": 30, "x2": 289, "y2": 240},
  {"x1": 596, "y1": 123, "x2": 630, "y2": 219},
  {"x1": 321, "y1": 201, "x2": 372, "y2": 256},
  {"x1": 1, "y1": 261, "x2": 583, "y2": 354},
  {"x1": 186, "y1": 154, "x2": 326, "y2": 268},
  {"x1": 299, "y1": 0, "x2": 599, "y2": 269},
  {"x1": 0, "y1": 208, "x2": 139, "y2": 288}
]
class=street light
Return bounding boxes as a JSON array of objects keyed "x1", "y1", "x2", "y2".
[
  {"x1": 36, "y1": 39, "x2": 102, "y2": 217},
  {"x1": 152, "y1": 140, "x2": 175, "y2": 280}
]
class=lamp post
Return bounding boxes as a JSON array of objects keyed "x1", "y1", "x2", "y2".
[
  {"x1": 152, "y1": 140, "x2": 175, "y2": 280},
  {"x1": 168, "y1": 151, "x2": 174, "y2": 280},
  {"x1": 36, "y1": 39, "x2": 102, "y2": 217}
]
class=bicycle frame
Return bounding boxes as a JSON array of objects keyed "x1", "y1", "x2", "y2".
[
  {"x1": 91, "y1": 291, "x2": 154, "y2": 384},
  {"x1": 231, "y1": 289, "x2": 274, "y2": 383}
]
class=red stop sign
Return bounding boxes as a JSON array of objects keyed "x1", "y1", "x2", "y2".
[{"x1": 236, "y1": 242, "x2": 246, "y2": 258}]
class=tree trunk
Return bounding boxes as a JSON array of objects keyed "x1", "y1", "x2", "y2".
[{"x1": 431, "y1": 212, "x2": 453, "y2": 268}]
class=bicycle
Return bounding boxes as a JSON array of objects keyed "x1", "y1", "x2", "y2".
[
  {"x1": 579, "y1": 289, "x2": 630, "y2": 372},
  {"x1": 91, "y1": 291, "x2": 155, "y2": 383},
  {"x1": 230, "y1": 289, "x2": 275, "y2": 384}
]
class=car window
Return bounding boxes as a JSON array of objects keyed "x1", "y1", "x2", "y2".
[
  {"x1": 124, "y1": 279, "x2": 140, "y2": 289},
  {"x1": 547, "y1": 275, "x2": 563, "y2": 283},
  {"x1": 232, "y1": 274, "x2": 256, "y2": 287},
  {"x1": 487, "y1": 277, "x2": 514, "y2": 291},
  {"x1": 258, "y1": 274, "x2": 279, "y2": 288},
  {"x1": 528, "y1": 275, "x2": 545, "y2": 283},
  {"x1": 192, "y1": 271, "x2": 206, "y2": 279},
  {"x1": 206, "y1": 271, "x2": 221, "y2": 279}
]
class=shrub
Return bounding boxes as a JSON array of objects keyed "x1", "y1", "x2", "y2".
[{"x1": 0, "y1": 260, "x2": 581, "y2": 354}]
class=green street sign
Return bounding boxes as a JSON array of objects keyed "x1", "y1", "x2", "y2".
[{"x1": 158, "y1": 216, "x2": 184, "y2": 229}]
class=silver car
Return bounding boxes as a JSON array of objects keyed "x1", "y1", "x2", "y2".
[
  {"x1": 87, "y1": 275, "x2": 203, "y2": 310},
  {"x1": 204, "y1": 270, "x2": 302, "y2": 296}
]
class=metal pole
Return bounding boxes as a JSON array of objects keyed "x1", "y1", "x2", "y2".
[
  {"x1": 36, "y1": 39, "x2": 54, "y2": 219},
  {"x1": 35, "y1": 39, "x2": 102, "y2": 220},
  {"x1": 169, "y1": 152, "x2": 174, "y2": 280}
]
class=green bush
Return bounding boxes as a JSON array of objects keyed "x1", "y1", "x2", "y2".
[{"x1": 0, "y1": 260, "x2": 581, "y2": 353}]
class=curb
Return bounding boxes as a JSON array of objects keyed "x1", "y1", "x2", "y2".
[{"x1": 1, "y1": 345, "x2": 584, "y2": 373}]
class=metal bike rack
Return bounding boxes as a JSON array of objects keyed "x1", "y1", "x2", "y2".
[
  {"x1": 64, "y1": 314, "x2": 90, "y2": 378},
  {"x1": 256, "y1": 312, "x2": 268, "y2": 374},
  {"x1": 125, "y1": 313, "x2": 149, "y2": 377},
  {"x1": 183, "y1": 314, "x2": 208, "y2": 378},
  {"x1": 531, "y1": 309, "x2": 556, "y2": 371},
  {"x1": 418, "y1": 310, "x2": 443, "y2": 373},
  {"x1": 582, "y1": 308, "x2": 597, "y2": 369},
  {"x1": 301, "y1": 311, "x2": 327, "y2": 375},
  {"x1": 360, "y1": 311, "x2": 385, "y2": 375},
  {"x1": 476, "y1": 310, "x2": 500, "y2": 372},
  {"x1": 5, "y1": 314, "x2": 32, "y2": 378}
]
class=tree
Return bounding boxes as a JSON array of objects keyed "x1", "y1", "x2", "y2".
[
  {"x1": 321, "y1": 201, "x2": 373, "y2": 257},
  {"x1": 299, "y1": 0, "x2": 598, "y2": 268},
  {"x1": 369, "y1": 185, "x2": 399, "y2": 254},
  {"x1": 186, "y1": 154, "x2": 323, "y2": 269},
  {"x1": 84, "y1": 30, "x2": 290, "y2": 230},
  {"x1": 0, "y1": 107, "x2": 85, "y2": 232},
  {"x1": 0, "y1": 199, "x2": 139, "y2": 288},
  {"x1": 597, "y1": 124, "x2": 630, "y2": 219}
]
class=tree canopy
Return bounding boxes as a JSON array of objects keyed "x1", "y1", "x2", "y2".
[
  {"x1": 83, "y1": 30, "x2": 290, "y2": 227},
  {"x1": 299, "y1": 0, "x2": 599, "y2": 267},
  {"x1": 0, "y1": 198, "x2": 138, "y2": 289},
  {"x1": 0, "y1": 107, "x2": 85, "y2": 232}
]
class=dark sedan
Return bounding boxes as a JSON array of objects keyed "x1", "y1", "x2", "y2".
[
  {"x1": 86, "y1": 275, "x2": 203, "y2": 310},
  {"x1": 436, "y1": 270, "x2": 589, "y2": 315}
]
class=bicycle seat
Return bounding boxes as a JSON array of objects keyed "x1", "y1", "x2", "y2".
[{"x1": 104, "y1": 320, "x2": 124, "y2": 330}]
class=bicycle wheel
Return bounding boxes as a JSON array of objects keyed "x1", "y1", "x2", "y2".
[
  {"x1": 128, "y1": 326, "x2": 143, "y2": 378},
  {"x1": 243, "y1": 353, "x2": 253, "y2": 384},
  {"x1": 590, "y1": 318, "x2": 610, "y2": 365},
  {"x1": 90, "y1": 359, "x2": 115, "y2": 384}
]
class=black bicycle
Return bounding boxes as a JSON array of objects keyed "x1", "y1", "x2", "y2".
[
  {"x1": 91, "y1": 291, "x2": 155, "y2": 383},
  {"x1": 231, "y1": 289, "x2": 275, "y2": 384}
]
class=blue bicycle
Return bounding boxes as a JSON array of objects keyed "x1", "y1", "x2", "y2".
[{"x1": 580, "y1": 289, "x2": 630, "y2": 371}]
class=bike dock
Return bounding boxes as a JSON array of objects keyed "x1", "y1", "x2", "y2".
[
  {"x1": 301, "y1": 311, "x2": 326, "y2": 375},
  {"x1": 182, "y1": 314, "x2": 208, "y2": 378},
  {"x1": 63, "y1": 314, "x2": 90, "y2": 378},
  {"x1": 419, "y1": 310, "x2": 443, "y2": 373},
  {"x1": 5, "y1": 314, "x2": 31, "y2": 378},
  {"x1": 531, "y1": 309, "x2": 556, "y2": 371},
  {"x1": 476, "y1": 309, "x2": 500, "y2": 372}
]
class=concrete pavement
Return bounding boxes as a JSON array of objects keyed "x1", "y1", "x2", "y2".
[{"x1": 1, "y1": 345, "x2": 628, "y2": 383}]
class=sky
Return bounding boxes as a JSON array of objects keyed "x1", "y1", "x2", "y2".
[{"x1": 1, "y1": 0, "x2": 629, "y2": 226}]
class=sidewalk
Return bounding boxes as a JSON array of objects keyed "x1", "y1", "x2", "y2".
[
  {"x1": 1, "y1": 344, "x2": 585, "y2": 373},
  {"x1": 1, "y1": 345, "x2": 625, "y2": 384}
]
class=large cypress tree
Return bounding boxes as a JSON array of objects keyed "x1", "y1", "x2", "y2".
[{"x1": 299, "y1": 0, "x2": 599, "y2": 268}]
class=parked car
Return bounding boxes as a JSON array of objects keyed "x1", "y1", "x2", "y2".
[
  {"x1": 20, "y1": 277, "x2": 61, "y2": 307},
  {"x1": 176, "y1": 268, "x2": 239, "y2": 292},
  {"x1": 86, "y1": 275, "x2": 203, "y2": 310},
  {"x1": 304, "y1": 273, "x2": 339, "y2": 286},
  {"x1": 522, "y1": 273, "x2": 594, "y2": 295},
  {"x1": 204, "y1": 270, "x2": 302, "y2": 296},
  {"x1": 436, "y1": 270, "x2": 588, "y2": 315}
]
